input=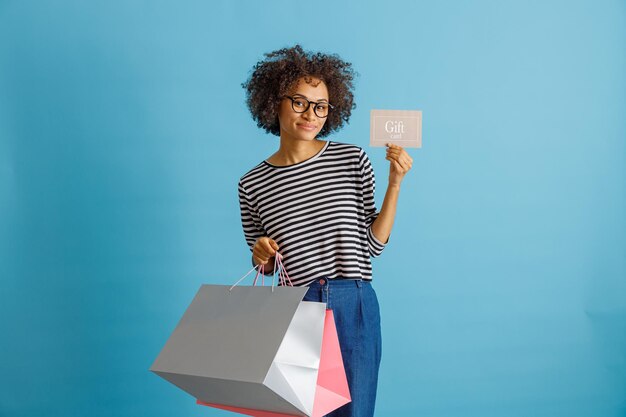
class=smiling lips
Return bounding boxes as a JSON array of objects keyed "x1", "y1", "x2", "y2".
[{"x1": 298, "y1": 123, "x2": 317, "y2": 131}]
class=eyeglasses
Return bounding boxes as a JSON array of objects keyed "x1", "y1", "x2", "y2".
[{"x1": 283, "y1": 95, "x2": 334, "y2": 118}]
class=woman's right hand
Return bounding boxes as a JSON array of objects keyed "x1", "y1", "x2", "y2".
[{"x1": 253, "y1": 237, "x2": 279, "y2": 266}]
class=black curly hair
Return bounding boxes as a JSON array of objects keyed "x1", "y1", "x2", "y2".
[{"x1": 242, "y1": 45, "x2": 357, "y2": 138}]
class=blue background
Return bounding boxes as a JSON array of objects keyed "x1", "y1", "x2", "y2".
[{"x1": 1, "y1": 1, "x2": 624, "y2": 416}]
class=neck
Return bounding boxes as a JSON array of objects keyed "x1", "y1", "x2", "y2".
[{"x1": 272, "y1": 138, "x2": 326, "y2": 166}]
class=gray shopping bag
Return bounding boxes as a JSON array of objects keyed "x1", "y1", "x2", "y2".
[{"x1": 150, "y1": 284, "x2": 327, "y2": 416}]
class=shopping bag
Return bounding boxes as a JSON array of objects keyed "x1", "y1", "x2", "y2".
[
  {"x1": 197, "y1": 309, "x2": 351, "y2": 417},
  {"x1": 150, "y1": 257, "x2": 351, "y2": 416}
]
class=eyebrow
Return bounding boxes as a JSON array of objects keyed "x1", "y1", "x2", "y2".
[{"x1": 291, "y1": 93, "x2": 329, "y2": 102}]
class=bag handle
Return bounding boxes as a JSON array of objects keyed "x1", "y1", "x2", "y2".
[
  {"x1": 274, "y1": 253, "x2": 294, "y2": 287},
  {"x1": 252, "y1": 263, "x2": 265, "y2": 286},
  {"x1": 229, "y1": 264, "x2": 263, "y2": 291},
  {"x1": 229, "y1": 252, "x2": 293, "y2": 291}
]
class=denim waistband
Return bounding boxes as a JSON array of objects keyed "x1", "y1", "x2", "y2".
[{"x1": 306, "y1": 278, "x2": 371, "y2": 288}]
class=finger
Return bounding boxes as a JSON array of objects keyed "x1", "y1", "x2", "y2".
[
  {"x1": 253, "y1": 254, "x2": 268, "y2": 265},
  {"x1": 393, "y1": 159, "x2": 408, "y2": 174},
  {"x1": 387, "y1": 147, "x2": 411, "y2": 157},
  {"x1": 254, "y1": 245, "x2": 273, "y2": 259},
  {"x1": 256, "y1": 238, "x2": 275, "y2": 254},
  {"x1": 386, "y1": 156, "x2": 404, "y2": 167},
  {"x1": 262, "y1": 241, "x2": 277, "y2": 256},
  {"x1": 387, "y1": 149, "x2": 408, "y2": 157},
  {"x1": 257, "y1": 247, "x2": 274, "y2": 259},
  {"x1": 252, "y1": 250, "x2": 266, "y2": 263},
  {"x1": 386, "y1": 153, "x2": 404, "y2": 164},
  {"x1": 386, "y1": 143, "x2": 403, "y2": 150},
  {"x1": 269, "y1": 239, "x2": 279, "y2": 251},
  {"x1": 387, "y1": 144, "x2": 409, "y2": 152},
  {"x1": 389, "y1": 155, "x2": 412, "y2": 170},
  {"x1": 392, "y1": 154, "x2": 410, "y2": 171},
  {"x1": 386, "y1": 148, "x2": 403, "y2": 156}
]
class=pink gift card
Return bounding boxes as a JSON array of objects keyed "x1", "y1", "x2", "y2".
[{"x1": 370, "y1": 109, "x2": 422, "y2": 148}]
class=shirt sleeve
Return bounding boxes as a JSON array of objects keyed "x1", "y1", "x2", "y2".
[
  {"x1": 358, "y1": 149, "x2": 388, "y2": 257},
  {"x1": 238, "y1": 180, "x2": 265, "y2": 252}
]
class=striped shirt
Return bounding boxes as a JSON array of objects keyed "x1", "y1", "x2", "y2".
[{"x1": 238, "y1": 141, "x2": 387, "y2": 286}]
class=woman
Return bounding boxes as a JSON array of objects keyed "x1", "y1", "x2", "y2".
[{"x1": 238, "y1": 45, "x2": 412, "y2": 417}]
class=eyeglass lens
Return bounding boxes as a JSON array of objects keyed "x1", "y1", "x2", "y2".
[{"x1": 290, "y1": 96, "x2": 330, "y2": 118}]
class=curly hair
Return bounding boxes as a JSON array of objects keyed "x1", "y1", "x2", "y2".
[{"x1": 242, "y1": 45, "x2": 357, "y2": 138}]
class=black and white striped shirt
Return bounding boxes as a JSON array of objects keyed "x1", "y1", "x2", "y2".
[{"x1": 238, "y1": 141, "x2": 386, "y2": 286}]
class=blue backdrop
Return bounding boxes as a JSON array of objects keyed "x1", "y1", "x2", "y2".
[{"x1": 1, "y1": 1, "x2": 624, "y2": 416}]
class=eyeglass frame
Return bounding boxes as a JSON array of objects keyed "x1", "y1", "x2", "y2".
[{"x1": 283, "y1": 95, "x2": 334, "y2": 118}]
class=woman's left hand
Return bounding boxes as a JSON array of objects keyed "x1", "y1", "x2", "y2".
[{"x1": 385, "y1": 143, "x2": 413, "y2": 187}]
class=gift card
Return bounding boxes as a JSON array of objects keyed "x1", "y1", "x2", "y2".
[{"x1": 370, "y1": 109, "x2": 422, "y2": 148}]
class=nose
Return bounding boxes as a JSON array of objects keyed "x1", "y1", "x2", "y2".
[{"x1": 302, "y1": 105, "x2": 317, "y2": 120}]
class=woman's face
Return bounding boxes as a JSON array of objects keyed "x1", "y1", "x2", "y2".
[{"x1": 277, "y1": 76, "x2": 329, "y2": 143}]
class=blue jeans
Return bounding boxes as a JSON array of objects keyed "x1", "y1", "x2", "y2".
[{"x1": 303, "y1": 279, "x2": 382, "y2": 417}]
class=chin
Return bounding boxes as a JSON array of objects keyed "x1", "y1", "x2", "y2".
[{"x1": 293, "y1": 131, "x2": 320, "y2": 141}]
